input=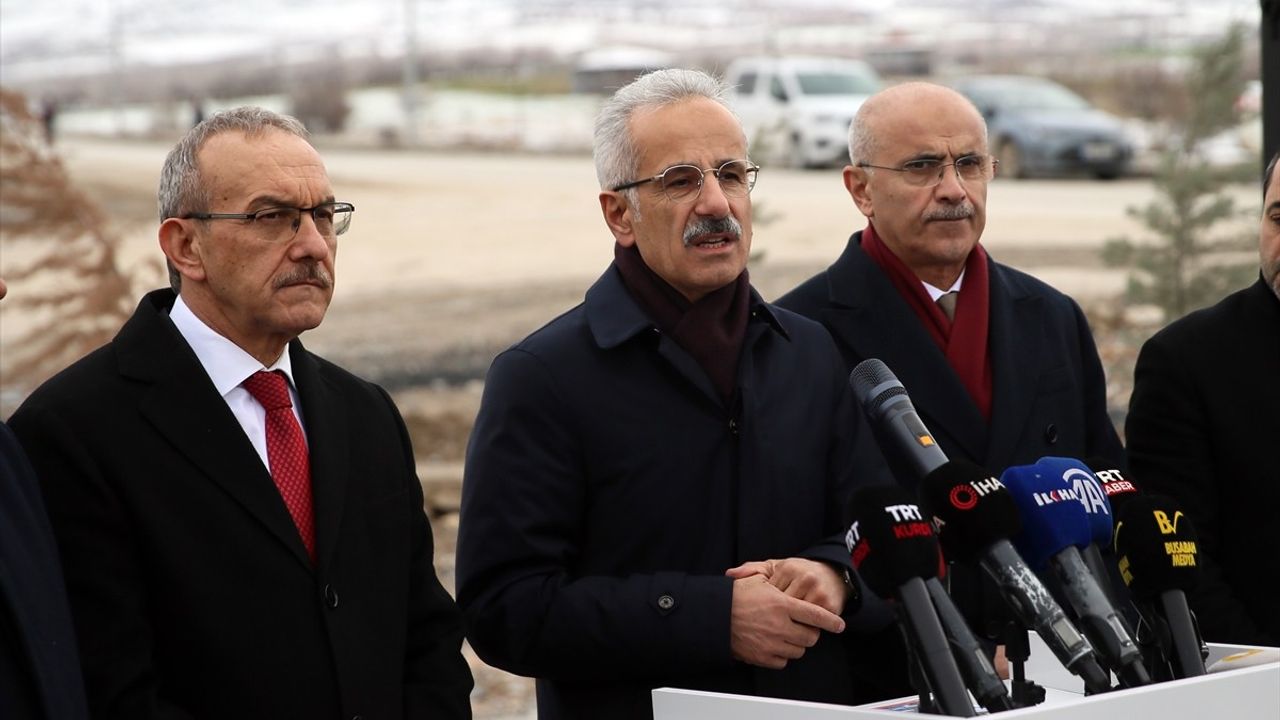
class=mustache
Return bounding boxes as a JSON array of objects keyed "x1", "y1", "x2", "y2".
[
  {"x1": 273, "y1": 262, "x2": 333, "y2": 290},
  {"x1": 923, "y1": 204, "x2": 975, "y2": 221},
  {"x1": 682, "y1": 216, "x2": 742, "y2": 246}
]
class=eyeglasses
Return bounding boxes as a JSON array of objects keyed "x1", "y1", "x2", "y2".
[
  {"x1": 185, "y1": 202, "x2": 355, "y2": 240},
  {"x1": 612, "y1": 160, "x2": 760, "y2": 202},
  {"x1": 856, "y1": 155, "x2": 998, "y2": 187}
]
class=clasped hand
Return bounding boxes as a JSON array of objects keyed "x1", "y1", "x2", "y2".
[{"x1": 724, "y1": 558, "x2": 849, "y2": 669}]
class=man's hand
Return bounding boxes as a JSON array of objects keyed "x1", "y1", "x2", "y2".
[
  {"x1": 726, "y1": 558, "x2": 849, "y2": 615},
  {"x1": 728, "y1": 574, "x2": 846, "y2": 669}
]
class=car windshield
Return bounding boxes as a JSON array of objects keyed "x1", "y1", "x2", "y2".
[
  {"x1": 972, "y1": 82, "x2": 1091, "y2": 111},
  {"x1": 797, "y1": 71, "x2": 879, "y2": 95}
]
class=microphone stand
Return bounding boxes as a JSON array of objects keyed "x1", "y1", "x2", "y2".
[
  {"x1": 1003, "y1": 620, "x2": 1046, "y2": 708},
  {"x1": 899, "y1": 624, "x2": 938, "y2": 714}
]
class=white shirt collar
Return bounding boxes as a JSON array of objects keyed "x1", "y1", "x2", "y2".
[
  {"x1": 169, "y1": 294, "x2": 298, "y2": 396},
  {"x1": 921, "y1": 268, "x2": 965, "y2": 302}
]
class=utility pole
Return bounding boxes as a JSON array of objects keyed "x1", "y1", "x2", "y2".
[
  {"x1": 402, "y1": 0, "x2": 421, "y2": 147},
  {"x1": 1263, "y1": 0, "x2": 1279, "y2": 174}
]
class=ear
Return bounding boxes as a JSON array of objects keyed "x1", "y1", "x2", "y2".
[
  {"x1": 843, "y1": 165, "x2": 875, "y2": 218},
  {"x1": 600, "y1": 191, "x2": 638, "y2": 247},
  {"x1": 158, "y1": 218, "x2": 207, "y2": 285}
]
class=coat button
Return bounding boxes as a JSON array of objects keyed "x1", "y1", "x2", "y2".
[
  {"x1": 1044, "y1": 424, "x2": 1059, "y2": 444},
  {"x1": 323, "y1": 584, "x2": 339, "y2": 609},
  {"x1": 657, "y1": 594, "x2": 676, "y2": 611},
  {"x1": 727, "y1": 418, "x2": 739, "y2": 435}
]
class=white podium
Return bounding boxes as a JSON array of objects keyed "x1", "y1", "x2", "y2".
[{"x1": 652, "y1": 639, "x2": 1279, "y2": 719}]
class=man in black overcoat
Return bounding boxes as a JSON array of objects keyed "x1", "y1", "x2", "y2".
[{"x1": 9, "y1": 108, "x2": 473, "y2": 719}]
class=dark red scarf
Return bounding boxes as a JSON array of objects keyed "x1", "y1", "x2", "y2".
[
  {"x1": 861, "y1": 223, "x2": 993, "y2": 421},
  {"x1": 613, "y1": 242, "x2": 750, "y2": 405}
]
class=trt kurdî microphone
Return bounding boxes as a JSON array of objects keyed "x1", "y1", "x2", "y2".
[
  {"x1": 847, "y1": 484, "x2": 974, "y2": 717},
  {"x1": 1114, "y1": 494, "x2": 1207, "y2": 679},
  {"x1": 849, "y1": 359, "x2": 948, "y2": 481},
  {"x1": 1000, "y1": 463, "x2": 1151, "y2": 688},
  {"x1": 920, "y1": 460, "x2": 1111, "y2": 695}
]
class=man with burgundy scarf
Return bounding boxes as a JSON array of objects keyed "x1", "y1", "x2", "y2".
[
  {"x1": 777, "y1": 82, "x2": 1123, "y2": 660},
  {"x1": 457, "y1": 69, "x2": 894, "y2": 719}
]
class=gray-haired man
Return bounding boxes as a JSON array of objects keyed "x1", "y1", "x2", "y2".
[
  {"x1": 10, "y1": 107, "x2": 473, "y2": 719},
  {"x1": 456, "y1": 68, "x2": 892, "y2": 719}
]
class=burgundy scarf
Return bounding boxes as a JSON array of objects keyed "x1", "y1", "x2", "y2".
[
  {"x1": 861, "y1": 223, "x2": 993, "y2": 421},
  {"x1": 613, "y1": 242, "x2": 750, "y2": 405}
]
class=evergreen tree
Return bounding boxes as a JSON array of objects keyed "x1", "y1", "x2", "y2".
[{"x1": 1102, "y1": 25, "x2": 1257, "y2": 321}]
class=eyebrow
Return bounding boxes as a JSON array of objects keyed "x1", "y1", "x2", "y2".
[{"x1": 246, "y1": 194, "x2": 336, "y2": 210}]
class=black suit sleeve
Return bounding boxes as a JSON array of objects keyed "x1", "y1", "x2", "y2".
[
  {"x1": 9, "y1": 403, "x2": 198, "y2": 720},
  {"x1": 1125, "y1": 331, "x2": 1265, "y2": 643}
]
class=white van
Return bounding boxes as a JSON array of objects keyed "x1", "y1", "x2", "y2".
[{"x1": 724, "y1": 56, "x2": 881, "y2": 168}]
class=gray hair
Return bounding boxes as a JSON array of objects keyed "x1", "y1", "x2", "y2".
[
  {"x1": 158, "y1": 107, "x2": 309, "y2": 291},
  {"x1": 847, "y1": 82, "x2": 987, "y2": 167},
  {"x1": 593, "y1": 68, "x2": 740, "y2": 213}
]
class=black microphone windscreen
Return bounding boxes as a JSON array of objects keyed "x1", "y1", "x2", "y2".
[
  {"x1": 849, "y1": 358, "x2": 906, "y2": 416},
  {"x1": 920, "y1": 460, "x2": 1022, "y2": 564},
  {"x1": 846, "y1": 484, "x2": 940, "y2": 599},
  {"x1": 1113, "y1": 494, "x2": 1201, "y2": 599}
]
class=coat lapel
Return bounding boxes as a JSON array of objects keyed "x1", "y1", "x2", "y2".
[
  {"x1": 820, "y1": 238, "x2": 988, "y2": 462},
  {"x1": 290, "y1": 343, "x2": 349, "y2": 572},
  {"x1": 116, "y1": 291, "x2": 315, "y2": 571}
]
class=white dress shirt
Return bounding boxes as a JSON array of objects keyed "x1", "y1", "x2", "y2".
[
  {"x1": 921, "y1": 268, "x2": 965, "y2": 302},
  {"x1": 168, "y1": 295, "x2": 308, "y2": 472}
]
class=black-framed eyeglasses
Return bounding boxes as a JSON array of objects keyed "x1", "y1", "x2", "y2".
[
  {"x1": 856, "y1": 155, "x2": 998, "y2": 187},
  {"x1": 184, "y1": 202, "x2": 355, "y2": 240},
  {"x1": 612, "y1": 160, "x2": 760, "y2": 202}
]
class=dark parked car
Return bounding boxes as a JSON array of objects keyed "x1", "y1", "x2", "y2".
[{"x1": 951, "y1": 75, "x2": 1133, "y2": 180}]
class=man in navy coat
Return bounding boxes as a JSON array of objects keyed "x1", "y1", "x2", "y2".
[
  {"x1": 775, "y1": 83, "x2": 1124, "y2": 672},
  {"x1": 9, "y1": 108, "x2": 472, "y2": 718},
  {"x1": 1124, "y1": 151, "x2": 1280, "y2": 647},
  {"x1": 457, "y1": 69, "x2": 893, "y2": 719},
  {"x1": 0, "y1": 278, "x2": 89, "y2": 720}
]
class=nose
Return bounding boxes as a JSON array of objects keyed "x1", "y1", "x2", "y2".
[
  {"x1": 288, "y1": 211, "x2": 333, "y2": 260},
  {"x1": 933, "y1": 163, "x2": 968, "y2": 201},
  {"x1": 694, "y1": 170, "x2": 733, "y2": 217}
]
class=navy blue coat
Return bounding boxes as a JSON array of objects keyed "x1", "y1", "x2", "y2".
[
  {"x1": 776, "y1": 233, "x2": 1124, "y2": 662},
  {"x1": 776, "y1": 233, "x2": 1123, "y2": 482},
  {"x1": 0, "y1": 422, "x2": 89, "y2": 720},
  {"x1": 456, "y1": 265, "x2": 892, "y2": 719}
]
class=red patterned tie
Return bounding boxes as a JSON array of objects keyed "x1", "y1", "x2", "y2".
[{"x1": 242, "y1": 370, "x2": 316, "y2": 562}]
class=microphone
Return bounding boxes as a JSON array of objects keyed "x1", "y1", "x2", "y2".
[
  {"x1": 920, "y1": 461, "x2": 1112, "y2": 695},
  {"x1": 847, "y1": 484, "x2": 974, "y2": 717},
  {"x1": 1113, "y1": 494, "x2": 1207, "y2": 679},
  {"x1": 849, "y1": 358, "x2": 947, "y2": 481},
  {"x1": 1000, "y1": 463, "x2": 1151, "y2": 688},
  {"x1": 923, "y1": 576, "x2": 1016, "y2": 713},
  {"x1": 1032, "y1": 458, "x2": 1128, "y2": 613}
]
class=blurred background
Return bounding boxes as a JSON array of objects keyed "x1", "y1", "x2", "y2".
[{"x1": 0, "y1": 1, "x2": 1270, "y2": 717}]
